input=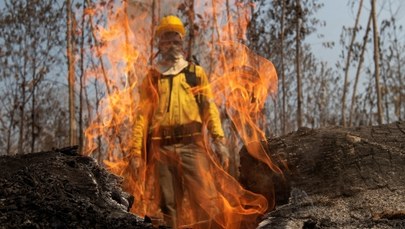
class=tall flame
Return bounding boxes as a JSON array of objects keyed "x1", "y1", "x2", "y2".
[
  {"x1": 211, "y1": 41, "x2": 281, "y2": 176},
  {"x1": 84, "y1": 1, "x2": 279, "y2": 228}
]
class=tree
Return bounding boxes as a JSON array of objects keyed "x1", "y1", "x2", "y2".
[
  {"x1": 371, "y1": 0, "x2": 383, "y2": 124},
  {"x1": 341, "y1": 0, "x2": 364, "y2": 127},
  {"x1": 349, "y1": 13, "x2": 372, "y2": 126},
  {"x1": 0, "y1": 0, "x2": 66, "y2": 155},
  {"x1": 295, "y1": 0, "x2": 303, "y2": 128},
  {"x1": 378, "y1": 1, "x2": 405, "y2": 122},
  {"x1": 248, "y1": 0, "x2": 324, "y2": 133},
  {"x1": 67, "y1": 0, "x2": 77, "y2": 146},
  {"x1": 280, "y1": 0, "x2": 287, "y2": 134}
]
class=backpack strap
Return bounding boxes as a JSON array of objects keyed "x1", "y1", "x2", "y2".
[
  {"x1": 183, "y1": 63, "x2": 199, "y2": 87},
  {"x1": 182, "y1": 63, "x2": 204, "y2": 114}
]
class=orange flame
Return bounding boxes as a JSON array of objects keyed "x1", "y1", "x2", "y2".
[
  {"x1": 84, "y1": 1, "x2": 279, "y2": 228},
  {"x1": 211, "y1": 42, "x2": 280, "y2": 175}
]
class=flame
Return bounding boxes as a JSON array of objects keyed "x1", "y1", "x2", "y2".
[
  {"x1": 211, "y1": 41, "x2": 281, "y2": 175},
  {"x1": 83, "y1": 1, "x2": 279, "y2": 228}
]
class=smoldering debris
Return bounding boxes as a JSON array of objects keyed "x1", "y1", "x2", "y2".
[{"x1": 0, "y1": 146, "x2": 151, "y2": 228}]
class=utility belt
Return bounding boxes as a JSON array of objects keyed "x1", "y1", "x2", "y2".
[{"x1": 150, "y1": 122, "x2": 202, "y2": 145}]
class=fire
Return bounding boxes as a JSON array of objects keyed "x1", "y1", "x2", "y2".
[
  {"x1": 84, "y1": 1, "x2": 279, "y2": 228},
  {"x1": 211, "y1": 42, "x2": 281, "y2": 177}
]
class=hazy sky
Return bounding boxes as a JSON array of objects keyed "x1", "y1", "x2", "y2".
[{"x1": 308, "y1": 0, "x2": 405, "y2": 66}]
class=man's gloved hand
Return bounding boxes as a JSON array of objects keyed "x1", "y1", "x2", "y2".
[{"x1": 213, "y1": 137, "x2": 230, "y2": 171}]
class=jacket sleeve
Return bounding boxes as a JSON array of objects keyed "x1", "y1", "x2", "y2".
[
  {"x1": 132, "y1": 72, "x2": 157, "y2": 156},
  {"x1": 196, "y1": 66, "x2": 225, "y2": 138},
  {"x1": 132, "y1": 112, "x2": 146, "y2": 156}
]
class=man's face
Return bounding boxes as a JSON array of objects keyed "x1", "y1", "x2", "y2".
[{"x1": 158, "y1": 32, "x2": 183, "y2": 60}]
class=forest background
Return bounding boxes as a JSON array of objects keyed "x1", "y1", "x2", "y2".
[{"x1": 0, "y1": 0, "x2": 404, "y2": 159}]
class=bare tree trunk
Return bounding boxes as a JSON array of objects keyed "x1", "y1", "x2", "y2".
[
  {"x1": 395, "y1": 45, "x2": 403, "y2": 121},
  {"x1": 78, "y1": 0, "x2": 86, "y2": 153},
  {"x1": 6, "y1": 88, "x2": 18, "y2": 155},
  {"x1": 226, "y1": 0, "x2": 233, "y2": 40},
  {"x1": 371, "y1": 0, "x2": 383, "y2": 124},
  {"x1": 366, "y1": 80, "x2": 374, "y2": 125},
  {"x1": 341, "y1": 0, "x2": 364, "y2": 127},
  {"x1": 187, "y1": 0, "x2": 195, "y2": 61},
  {"x1": 296, "y1": 0, "x2": 302, "y2": 128},
  {"x1": 396, "y1": 51, "x2": 404, "y2": 121},
  {"x1": 18, "y1": 79, "x2": 26, "y2": 154},
  {"x1": 67, "y1": 0, "x2": 77, "y2": 145},
  {"x1": 349, "y1": 12, "x2": 372, "y2": 126},
  {"x1": 382, "y1": 69, "x2": 390, "y2": 123},
  {"x1": 211, "y1": 0, "x2": 227, "y2": 74},
  {"x1": 150, "y1": 0, "x2": 156, "y2": 64},
  {"x1": 226, "y1": 0, "x2": 239, "y2": 178},
  {"x1": 236, "y1": 1, "x2": 241, "y2": 42},
  {"x1": 18, "y1": 43, "x2": 27, "y2": 154},
  {"x1": 31, "y1": 77, "x2": 36, "y2": 153},
  {"x1": 94, "y1": 73, "x2": 103, "y2": 162},
  {"x1": 83, "y1": 58, "x2": 93, "y2": 155},
  {"x1": 208, "y1": 0, "x2": 216, "y2": 76},
  {"x1": 30, "y1": 39, "x2": 39, "y2": 153},
  {"x1": 281, "y1": 0, "x2": 287, "y2": 134},
  {"x1": 6, "y1": 117, "x2": 14, "y2": 155}
]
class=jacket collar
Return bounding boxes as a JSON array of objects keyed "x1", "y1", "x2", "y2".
[{"x1": 156, "y1": 56, "x2": 188, "y2": 76}]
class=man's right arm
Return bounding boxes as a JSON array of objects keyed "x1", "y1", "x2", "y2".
[
  {"x1": 131, "y1": 70, "x2": 159, "y2": 157},
  {"x1": 132, "y1": 113, "x2": 146, "y2": 157}
]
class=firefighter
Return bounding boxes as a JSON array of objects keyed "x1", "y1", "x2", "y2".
[{"x1": 128, "y1": 15, "x2": 230, "y2": 228}]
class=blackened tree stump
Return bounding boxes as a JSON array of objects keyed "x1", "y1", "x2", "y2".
[{"x1": 240, "y1": 121, "x2": 405, "y2": 228}]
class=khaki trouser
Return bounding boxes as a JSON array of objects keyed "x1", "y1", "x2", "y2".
[{"x1": 154, "y1": 137, "x2": 221, "y2": 229}]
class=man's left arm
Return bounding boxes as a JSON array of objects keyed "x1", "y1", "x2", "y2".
[
  {"x1": 196, "y1": 66, "x2": 229, "y2": 169},
  {"x1": 196, "y1": 66, "x2": 224, "y2": 138}
]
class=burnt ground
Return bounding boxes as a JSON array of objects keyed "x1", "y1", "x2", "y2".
[
  {"x1": 0, "y1": 121, "x2": 404, "y2": 228},
  {"x1": 0, "y1": 146, "x2": 152, "y2": 229}
]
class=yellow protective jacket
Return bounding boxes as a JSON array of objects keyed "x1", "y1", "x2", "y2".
[{"x1": 131, "y1": 63, "x2": 224, "y2": 156}]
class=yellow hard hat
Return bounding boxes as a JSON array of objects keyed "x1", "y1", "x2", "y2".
[{"x1": 156, "y1": 15, "x2": 185, "y2": 37}]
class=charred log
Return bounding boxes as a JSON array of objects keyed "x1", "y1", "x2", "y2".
[
  {"x1": 0, "y1": 146, "x2": 151, "y2": 228},
  {"x1": 240, "y1": 121, "x2": 405, "y2": 228}
]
